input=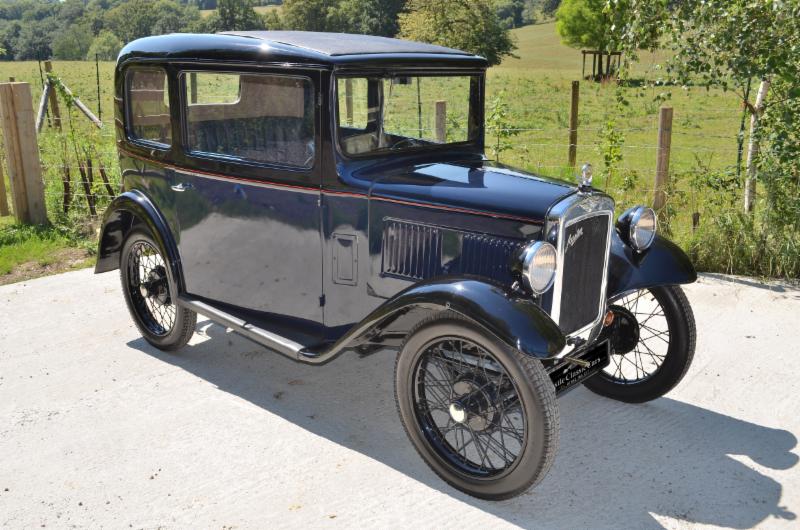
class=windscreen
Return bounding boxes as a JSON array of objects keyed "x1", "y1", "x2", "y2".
[{"x1": 336, "y1": 74, "x2": 480, "y2": 156}]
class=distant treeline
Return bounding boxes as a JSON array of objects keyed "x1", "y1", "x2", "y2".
[{"x1": 0, "y1": 0, "x2": 559, "y2": 61}]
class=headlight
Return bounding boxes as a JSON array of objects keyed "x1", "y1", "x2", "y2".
[
  {"x1": 520, "y1": 241, "x2": 557, "y2": 294},
  {"x1": 617, "y1": 206, "x2": 657, "y2": 251}
]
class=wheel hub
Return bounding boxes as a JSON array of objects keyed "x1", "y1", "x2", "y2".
[
  {"x1": 448, "y1": 403, "x2": 467, "y2": 423},
  {"x1": 139, "y1": 266, "x2": 170, "y2": 306},
  {"x1": 449, "y1": 375, "x2": 499, "y2": 432},
  {"x1": 607, "y1": 304, "x2": 640, "y2": 355}
]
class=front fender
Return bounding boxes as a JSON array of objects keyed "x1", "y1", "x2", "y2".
[
  {"x1": 310, "y1": 278, "x2": 566, "y2": 362},
  {"x1": 606, "y1": 232, "x2": 697, "y2": 300},
  {"x1": 94, "y1": 190, "x2": 182, "y2": 290}
]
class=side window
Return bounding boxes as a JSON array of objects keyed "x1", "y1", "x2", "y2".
[
  {"x1": 336, "y1": 77, "x2": 369, "y2": 130},
  {"x1": 126, "y1": 68, "x2": 171, "y2": 147},
  {"x1": 184, "y1": 72, "x2": 315, "y2": 169}
]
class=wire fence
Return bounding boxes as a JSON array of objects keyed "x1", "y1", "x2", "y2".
[{"x1": 2, "y1": 69, "x2": 746, "y2": 243}]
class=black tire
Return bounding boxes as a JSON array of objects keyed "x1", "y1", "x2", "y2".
[
  {"x1": 120, "y1": 229, "x2": 196, "y2": 351},
  {"x1": 584, "y1": 285, "x2": 695, "y2": 403},
  {"x1": 395, "y1": 312, "x2": 559, "y2": 500}
]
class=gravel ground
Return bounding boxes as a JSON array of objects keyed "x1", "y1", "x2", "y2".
[{"x1": 0, "y1": 269, "x2": 798, "y2": 529}]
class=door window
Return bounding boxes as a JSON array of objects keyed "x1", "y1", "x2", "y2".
[
  {"x1": 126, "y1": 68, "x2": 172, "y2": 147},
  {"x1": 183, "y1": 72, "x2": 315, "y2": 169}
]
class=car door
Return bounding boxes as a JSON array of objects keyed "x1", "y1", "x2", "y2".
[{"x1": 170, "y1": 67, "x2": 323, "y2": 325}]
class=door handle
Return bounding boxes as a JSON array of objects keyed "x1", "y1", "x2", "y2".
[{"x1": 171, "y1": 182, "x2": 194, "y2": 192}]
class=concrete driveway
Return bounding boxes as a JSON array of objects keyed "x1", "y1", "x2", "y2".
[{"x1": 1, "y1": 269, "x2": 798, "y2": 529}]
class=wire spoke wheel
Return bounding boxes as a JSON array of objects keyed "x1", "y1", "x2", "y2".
[
  {"x1": 603, "y1": 289, "x2": 669, "y2": 384},
  {"x1": 585, "y1": 285, "x2": 695, "y2": 403},
  {"x1": 396, "y1": 314, "x2": 559, "y2": 499},
  {"x1": 412, "y1": 336, "x2": 527, "y2": 477},
  {"x1": 125, "y1": 240, "x2": 176, "y2": 337}
]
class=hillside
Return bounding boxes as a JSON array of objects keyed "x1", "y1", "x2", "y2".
[{"x1": 499, "y1": 22, "x2": 670, "y2": 78}]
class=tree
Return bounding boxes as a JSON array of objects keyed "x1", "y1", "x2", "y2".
[
  {"x1": 328, "y1": 0, "x2": 406, "y2": 36},
  {"x1": 609, "y1": 0, "x2": 800, "y2": 213},
  {"x1": 87, "y1": 29, "x2": 123, "y2": 60},
  {"x1": 217, "y1": 0, "x2": 264, "y2": 31},
  {"x1": 12, "y1": 16, "x2": 58, "y2": 59},
  {"x1": 541, "y1": 0, "x2": 561, "y2": 16},
  {"x1": 280, "y1": 0, "x2": 337, "y2": 32},
  {"x1": 52, "y1": 22, "x2": 94, "y2": 60},
  {"x1": 495, "y1": 0, "x2": 530, "y2": 30},
  {"x1": 555, "y1": 0, "x2": 616, "y2": 54},
  {"x1": 104, "y1": 0, "x2": 202, "y2": 43},
  {"x1": 399, "y1": 0, "x2": 516, "y2": 66}
]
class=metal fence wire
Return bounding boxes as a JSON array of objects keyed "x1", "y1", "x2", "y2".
[{"x1": 2, "y1": 75, "x2": 747, "y2": 241}]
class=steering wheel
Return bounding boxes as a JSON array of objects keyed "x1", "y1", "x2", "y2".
[{"x1": 390, "y1": 137, "x2": 422, "y2": 150}]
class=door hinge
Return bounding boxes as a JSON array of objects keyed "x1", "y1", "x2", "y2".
[{"x1": 319, "y1": 294, "x2": 326, "y2": 307}]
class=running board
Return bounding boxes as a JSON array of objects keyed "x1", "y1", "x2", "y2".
[
  {"x1": 177, "y1": 297, "x2": 306, "y2": 360},
  {"x1": 178, "y1": 296, "x2": 405, "y2": 365}
]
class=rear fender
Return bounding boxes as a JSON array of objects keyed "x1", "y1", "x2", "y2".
[{"x1": 94, "y1": 190, "x2": 183, "y2": 291}]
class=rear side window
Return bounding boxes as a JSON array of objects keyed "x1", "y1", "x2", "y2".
[
  {"x1": 126, "y1": 68, "x2": 171, "y2": 147},
  {"x1": 183, "y1": 72, "x2": 315, "y2": 169}
]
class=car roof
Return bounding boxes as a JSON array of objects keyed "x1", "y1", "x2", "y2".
[
  {"x1": 117, "y1": 32, "x2": 488, "y2": 69},
  {"x1": 224, "y1": 31, "x2": 471, "y2": 57}
]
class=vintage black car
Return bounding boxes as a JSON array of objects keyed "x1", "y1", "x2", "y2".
[{"x1": 96, "y1": 31, "x2": 697, "y2": 500}]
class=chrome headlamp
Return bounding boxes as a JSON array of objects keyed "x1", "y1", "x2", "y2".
[
  {"x1": 519, "y1": 241, "x2": 557, "y2": 294},
  {"x1": 617, "y1": 206, "x2": 657, "y2": 251}
]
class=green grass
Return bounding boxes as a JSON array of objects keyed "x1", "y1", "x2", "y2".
[
  {"x1": 0, "y1": 23, "x2": 767, "y2": 276},
  {"x1": 0, "y1": 218, "x2": 81, "y2": 275}
]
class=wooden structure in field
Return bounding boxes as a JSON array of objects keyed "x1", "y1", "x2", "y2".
[{"x1": 581, "y1": 50, "x2": 622, "y2": 81}]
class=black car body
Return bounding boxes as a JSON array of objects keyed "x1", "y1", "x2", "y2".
[{"x1": 96, "y1": 32, "x2": 698, "y2": 499}]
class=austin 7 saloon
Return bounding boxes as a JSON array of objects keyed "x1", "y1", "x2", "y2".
[{"x1": 96, "y1": 31, "x2": 697, "y2": 499}]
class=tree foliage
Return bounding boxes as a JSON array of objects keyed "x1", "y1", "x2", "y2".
[
  {"x1": 87, "y1": 29, "x2": 123, "y2": 60},
  {"x1": 556, "y1": 0, "x2": 627, "y2": 53},
  {"x1": 328, "y1": 0, "x2": 405, "y2": 36},
  {"x1": 0, "y1": 0, "x2": 202, "y2": 60},
  {"x1": 609, "y1": 0, "x2": 799, "y2": 93},
  {"x1": 279, "y1": 0, "x2": 335, "y2": 32},
  {"x1": 494, "y1": 0, "x2": 535, "y2": 29},
  {"x1": 612, "y1": 0, "x2": 800, "y2": 272},
  {"x1": 398, "y1": 0, "x2": 516, "y2": 66},
  {"x1": 216, "y1": 0, "x2": 265, "y2": 31}
]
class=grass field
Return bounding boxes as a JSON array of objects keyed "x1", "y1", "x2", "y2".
[{"x1": 0, "y1": 22, "x2": 748, "y2": 280}]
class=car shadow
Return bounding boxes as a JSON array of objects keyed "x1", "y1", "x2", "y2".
[{"x1": 128, "y1": 320, "x2": 798, "y2": 529}]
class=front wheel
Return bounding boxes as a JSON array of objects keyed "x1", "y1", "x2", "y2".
[
  {"x1": 584, "y1": 285, "x2": 696, "y2": 403},
  {"x1": 395, "y1": 313, "x2": 559, "y2": 500}
]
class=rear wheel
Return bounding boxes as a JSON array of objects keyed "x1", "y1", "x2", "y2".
[
  {"x1": 120, "y1": 230, "x2": 196, "y2": 351},
  {"x1": 395, "y1": 313, "x2": 559, "y2": 500},
  {"x1": 584, "y1": 285, "x2": 695, "y2": 403}
]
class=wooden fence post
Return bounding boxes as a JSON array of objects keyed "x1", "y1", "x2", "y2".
[
  {"x1": 654, "y1": 106, "x2": 673, "y2": 211},
  {"x1": 0, "y1": 150, "x2": 9, "y2": 216},
  {"x1": 43, "y1": 60, "x2": 62, "y2": 131},
  {"x1": 344, "y1": 78, "x2": 354, "y2": 126},
  {"x1": 0, "y1": 82, "x2": 48, "y2": 225},
  {"x1": 189, "y1": 72, "x2": 198, "y2": 104},
  {"x1": 435, "y1": 100, "x2": 447, "y2": 143},
  {"x1": 568, "y1": 81, "x2": 579, "y2": 167}
]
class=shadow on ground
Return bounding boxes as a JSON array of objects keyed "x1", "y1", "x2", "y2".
[{"x1": 129, "y1": 321, "x2": 797, "y2": 528}]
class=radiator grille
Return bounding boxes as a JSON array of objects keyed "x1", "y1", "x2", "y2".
[
  {"x1": 558, "y1": 214, "x2": 610, "y2": 334},
  {"x1": 381, "y1": 219, "x2": 524, "y2": 284}
]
